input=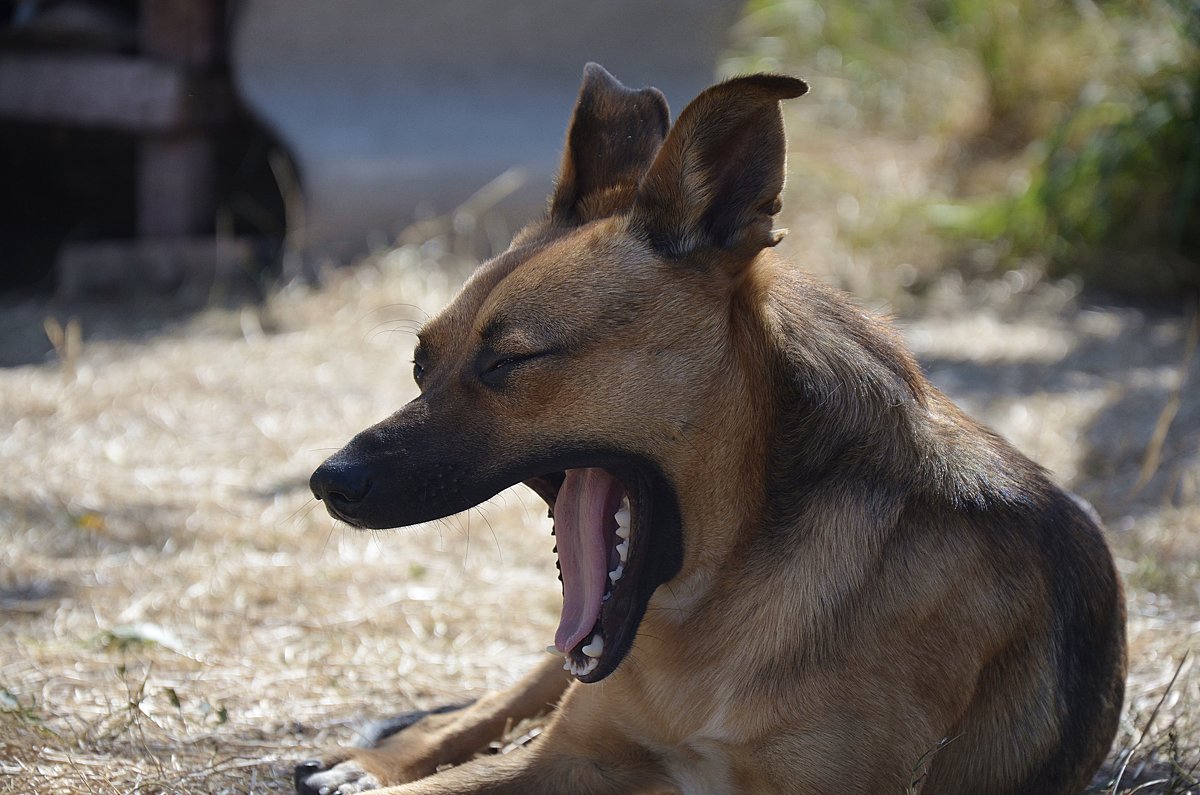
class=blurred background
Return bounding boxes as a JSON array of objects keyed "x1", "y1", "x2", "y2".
[
  {"x1": 0, "y1": 1, "x2": 1197, "y2": 793},
  {"x1": 0, "y1": 0, "x2": 1197, "y2": 299}
]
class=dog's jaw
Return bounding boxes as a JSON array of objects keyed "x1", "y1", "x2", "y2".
[
  {"x1": 527, "y1": 462, "x2": 682, "y2": 684},
  {"x1": 550, "y1": 467, "x2": 629, "y2": 675},
  {"x1": 553, "y1": 468, "x2": 618, "y2": 655}
]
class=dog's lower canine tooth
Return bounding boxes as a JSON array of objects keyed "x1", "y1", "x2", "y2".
[
  {"x1": 545, "y1": 645, "x2": 565, "y2": 658},
  {"x1": 582, "y1": 635, "x2": 604, "y2": 658}
]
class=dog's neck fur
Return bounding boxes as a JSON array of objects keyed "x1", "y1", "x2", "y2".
[{"x1": 659, "y1": 248, "x2": 1022, "y2": 604}]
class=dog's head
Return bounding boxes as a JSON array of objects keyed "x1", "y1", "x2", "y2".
[{"x1": 311, "y1": 64, "x2": 807, "y2": 682}]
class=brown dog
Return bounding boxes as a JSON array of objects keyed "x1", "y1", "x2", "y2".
[{"x1": 299, "y1": 64, "x2": 1125, "y2": 795}]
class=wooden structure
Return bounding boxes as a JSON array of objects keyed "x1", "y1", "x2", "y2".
[
  {"x1": 0, "y1": 0, "x2": 242, "y2": 296},
  {"x1": 1, "y1": 0, "x2": 740, "y2": 291}
]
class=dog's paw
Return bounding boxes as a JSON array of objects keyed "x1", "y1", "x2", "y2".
[
  {"x1": 294, "y1": 759, "x2": 380, "y2": 795},
  {"x1": 359, "y1": 701, "x2": 473, "y2": 745},
  {"x1": 293, "y1": 702, "x2": 475, "y2": 793}
]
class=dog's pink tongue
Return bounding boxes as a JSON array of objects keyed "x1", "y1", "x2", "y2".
[{"x1": 553, "y1": 468, "x2": 617, "y2": 653}]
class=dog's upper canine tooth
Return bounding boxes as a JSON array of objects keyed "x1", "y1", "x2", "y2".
[{"x1": 582, "y1": 634, "x2": 604, "y2": 658}]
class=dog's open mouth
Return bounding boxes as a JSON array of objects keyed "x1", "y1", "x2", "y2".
[
  {"x1": 525, "y1": 466, "x2": 669, "y2": 683},
  {"x1": 311, "y1": 437, "x2": 681, "y2": 684}
]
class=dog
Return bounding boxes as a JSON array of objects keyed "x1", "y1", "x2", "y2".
[{"x1": 299, "y1": 64, "x2": 1126, "y2": 795}]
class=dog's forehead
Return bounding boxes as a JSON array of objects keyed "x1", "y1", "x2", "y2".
[
  {"x1": 415, "y1": 241, "x2": 539, "y2": 351},
  {"x1": 422, "y1": 219, "x2": 651, "y2": 349}
]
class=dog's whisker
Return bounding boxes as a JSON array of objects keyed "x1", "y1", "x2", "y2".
[
  {"x1": 365, "y1": 319, "x2": 424, "y2": 342},
  {"x1": 461, "y1": 509, "x2": 471, "y2": 567},
  {"x1": 283, "y1": 496, "x2": 320, "y2": 527},
  {"x1": 320, "y1": 519, "x2": 338, "y2": 556},
  {"x1": 474, "y1": 507, "x2": 503, "y2": 565}
]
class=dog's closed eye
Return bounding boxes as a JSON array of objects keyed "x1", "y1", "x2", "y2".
[{"x1": 479, "y1": 349, "x2": 557, "y2": 387}]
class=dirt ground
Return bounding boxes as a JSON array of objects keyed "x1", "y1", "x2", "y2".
[{"x1": 1, "y1": 126, "x2": 1198, "y2": 792}]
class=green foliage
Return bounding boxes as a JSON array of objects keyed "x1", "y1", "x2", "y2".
[
  {"x1": 725, "y1": 0, "x2": 974, "y2": 132},
  {"x1": 730, "y1": 0, "x2": 1200, "y2": 297},
  {"x1": 938, "y1": 0, "x2": 1200, "y2": 295},
  {"x1": 1, "y1": 686, "x2": 40, "y2": 723},
  {"x1": 1039, "y1": 65, "x2": 1199, "y2": 293}
]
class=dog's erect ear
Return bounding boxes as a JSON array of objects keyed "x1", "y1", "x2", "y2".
[
  {"x1": 549, "y1": 63, "x2": 671, "y2": 224},
  {"x1": 631, "y1": 74, "x2": 808, "y2": 258}
]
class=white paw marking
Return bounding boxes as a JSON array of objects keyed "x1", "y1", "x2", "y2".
[{"x1": 302, "y1": 761, "x2": 381, "y2": 794}]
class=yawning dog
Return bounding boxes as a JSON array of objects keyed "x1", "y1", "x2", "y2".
[{"x1": 300, "y1": 64, "x2": 1126, "y2": 795}]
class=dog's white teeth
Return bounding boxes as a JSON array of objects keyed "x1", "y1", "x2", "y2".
[
  {"x1": 545, "y1": 645, "x2": 565, "y2": 658},
  {"x1": 614, "y1": 506, "x2": 631, "y2": 530},
  {"x1": 616, "y1": 540, "x2": 629, "y2": 563},
  {"x1": 615, "y1": 523, "x2": 630, "y2": 540},
  {"x1": 582, "y1": 634, "x2": 604, "y2": 658},
  {"x1": 569, "y1": 657, "x2": 600, "y2": 677},
  {"x1": 563, "y1": 659, "x2": 571, "y2": 671},
  {"x1": 609, "y1": 564, "x2": 624, "y2": 584}
]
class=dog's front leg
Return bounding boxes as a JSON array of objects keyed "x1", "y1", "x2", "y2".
[
  {"x1": 296, "y1": 656, "x2": 573, "y2": 794},
  {"x1": 362, "y1": 720, "x2": 678, "y2": 795}
]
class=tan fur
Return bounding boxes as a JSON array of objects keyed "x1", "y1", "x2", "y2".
[{"x1": 300, "y1": 65, "x2": 1125, "y2": 795}]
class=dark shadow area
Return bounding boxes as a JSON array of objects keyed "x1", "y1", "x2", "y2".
[
  {"x1": 0, "y1": 577, "x2": 68, "y2": 614},
  {"x1": 1091, "y1": 750, "x2": 1200, "y2": 794},
  {"x1": 0, "y1": 290, "x2": 250, "y2": 367},
  {"x1": 0, "y1": 114, "x2": 291, "y2": 295},
  {"x1": 0, "y1": 492, "x2": 196, "y2": 557},
  {"x1": 0, "y1": 0, "x2": 293, "y2": 304},
  {"x1": 916, "y1": 301, "x2": 1197, "y2": 522},
  {"x1": 0, "y1": 124, "x2": 136, "y2": 290}
]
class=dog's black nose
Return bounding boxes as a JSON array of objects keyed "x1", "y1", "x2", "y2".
[{"x1": 310, "y1": 459, "x2": 370, "y2": 510}]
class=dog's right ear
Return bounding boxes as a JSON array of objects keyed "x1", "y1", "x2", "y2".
[
  {"x1": 631, "y1": 74, "x2": 808, "y2": 260},
  {"x1": 549, "y1": 63, "x2": 671, "y2": 224}
]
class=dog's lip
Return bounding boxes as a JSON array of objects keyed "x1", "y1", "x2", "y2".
[
  {"x1": 319, "y1": 495, "x2": 362, "y2": 526},
  {"x1": 523, "y1": 472, "x2": 566, "y2": 511}
]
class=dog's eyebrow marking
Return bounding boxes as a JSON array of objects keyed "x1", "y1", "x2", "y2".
[
  {"x1": 478, "y1": 316, "x2": 506, "y2": 342},
  {"x1": 413, "y1": 336, "x2": 433, "y2": 364},
  {"x1": 479, "y1": 314, "x2": 568, "y2": 355}
]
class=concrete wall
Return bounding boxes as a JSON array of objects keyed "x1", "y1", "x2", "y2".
[{"x1": 232, "y1": 0, "x2": 741, "y2": 263}]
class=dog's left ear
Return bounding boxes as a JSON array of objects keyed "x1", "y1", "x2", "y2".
[
  {"x1": 631, "y1": 74, "x2": 808, "y2": 259},
  {"x1": 549, "y1": 63, "x2": 671, "y2": 224}
]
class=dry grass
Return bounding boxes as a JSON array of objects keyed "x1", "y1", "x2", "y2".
[
  {"x1": 2, "y1": 129, "x2": 1198, "y2": 795},
  {"x1": 0, "y1": 247, "x2": 563, "y2": 793}
]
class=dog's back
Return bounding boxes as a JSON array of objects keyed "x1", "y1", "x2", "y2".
[{"x1": 735, "y1": 264, "x2": 1126, "y2": 793}]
